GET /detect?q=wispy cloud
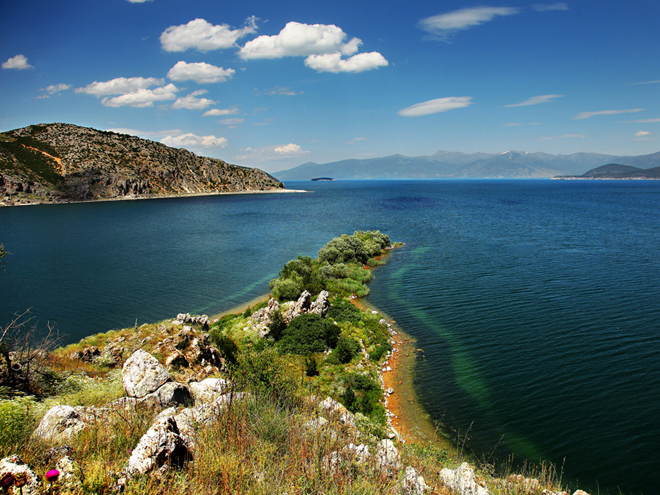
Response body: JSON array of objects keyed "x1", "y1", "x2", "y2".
[
  {"x1": 263, "y1": 86, "x2": 303, "y2": 96},
  {"x1": 37, "y1": 84, "x2": 72, "y2": 98},
  {"x1": 504, "y1": 94, "x2": 563, "y2": 107},
  {"x1": 619, "y1": 118, "x2": 660, "y2": 123},
  {"x1": 635, "y1": 131, "x2": 651, "y2": 137},
  {"x1": 573, "y1": 108, "x2": 644, "y2": 120},
  {"x1": 502, "y1": 122, "x2": 541, "y2": 127},
  {"x1": 203, "y1": 107, "x2": 240, "y2": 117},
  {"x1": 398, "y1": 96, "x2": 473, "y2": 117},
  {"x1": 533, "y1": 3, "x2": 569, "y2": 12},
  {"x1": 539, "y1": 134, "x2": 584, "y2": 141},
  {"x1": 2, "y1": 54, "x2": 33, "y2": 70},
  {"x1": 235, "y1": 143, "x2": 310, "y2": 162},
  {"x1": 418, "y1": 7, "x2": 520, "y2": 41},
  {"x1": 633, "y1": 80, "x2": 660, "y2": 85},
  {"x1": 348, "y1": 137, "x2": 368, "y2": 144}
]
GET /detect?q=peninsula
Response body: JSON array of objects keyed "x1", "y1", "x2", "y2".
[{"x1": 0, "y1": 123, "x2": 284, "y2": 206}]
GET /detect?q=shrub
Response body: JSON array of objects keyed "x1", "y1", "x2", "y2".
[
  {"x1": 326, "y1": 299, "x2": 363, "y2": 324},
  {"x1": 213, "y1": 333, "x2": 239, "y2": 366},
  {"x1": 330, "y1": 336, "x2": 361, "y2": 364},
  {"x1": 277, "y1": 314, "x2": 340, "y2": 355},
  {"x1": 232, "y1": 348, "x2": 297, "y2": 404},
  {"x1": 304, "y1": 356, "x2": 319, "y2": 377},
  {"x1": 369, "y1": 342, "x2": 392, "y2": 362},
  {"x1": 342, "y1": 373, "x2": 384, "y2": 422},
  {"x1": 269, "y1": 277, "x2": 303, "y2": 302},
  {"x1": 268, "y1": 310, "x2": 287, "y2": 341},
  {"x1": 0, "y1": 396, "x2": 38, "y2": 458}
]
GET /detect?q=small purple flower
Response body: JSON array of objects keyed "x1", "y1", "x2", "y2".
[{"x1": 45, "y1": 469, "x2": 60, "y2": 482}]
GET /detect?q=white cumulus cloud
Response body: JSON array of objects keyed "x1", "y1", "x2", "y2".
[
  {"x1": 203, "y1": 107, "x2": 240, "y2": 117},
  {"x1": 161, "y1": 17, "x2": 257, "y2": 52},
  {"x1": 239, "y1": 21, "x2": 361, "y2": 59},
  {"x1": 127, "y1": 0, "x2": 152, "y2": 3},
  {"x1": 102, "y1": 84, "x2": 179, "y2": 108},
  {"x1": 2, "y1": 54, "x2": 33, "y2": 70},
  {"x1": 398, "y1": 96, "x2": 473, "y2": 117},
  {"x1": 504, "y1": 94, "x2": 563, "y2": 107},
  {"x1": 76, "y1": 77, "x2": 165, "y2": 96},
  {"x1": 304, "y1": 52, "x2": 388, "y2": 73},
  {"x1": 573, "y1": 108, "x2": 644, "y2": 120},
  {"x1": 235, "y1": 143, "x2": 310, "y2": 162},
  {"x1": 635, "y1": 131, "x2": 651, "y2": 137},
  {"x1": 167, "y1": 61, "x2": 235, "y2": 84},
  {"x1": 161, "y1": 133, "x2": 228, "y2": 149},
  {"x1": 172, "y1": 90, "x2": 216, "y2": 110},
  {"x1": 418, "y1": 7, "x2": 520, "y2": 40}
]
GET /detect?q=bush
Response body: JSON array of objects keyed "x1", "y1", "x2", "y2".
[
  {"x1": 277, "y1": 314, "x2": 340, "y2": 355},
  {"x1": 369, "y1": 342, "x2": 392, "y2": 362},
  {"x1": 326, "y1": 299, "x2": 363, "y2": 324},
  {"x1": 0, "y1": 397, "x2": 38, "y2": 458},
  {"x1": 232, "y1": 348, "x2": 297, "y2": 404},
  {"x1": 268, "y1": 310, "x2": 287, "y2": 341},
  {"x1": 214, "y1": 333, "x2": 239, "y2": 366},
  {"x1": 269, "y1": 277, "x2": 303, "y2": 302},
  {"x1": 342, "y1": 373, "x2": 384, "y2": 422},
  {"x1": 304, "y1": 356, "x2": 319, "y2": 377},
  {"x1": 329, "y1": 336, "x2": 361, "y2": 364}
]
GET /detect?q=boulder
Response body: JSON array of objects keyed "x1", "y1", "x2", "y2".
[
  {"x1": 440, "y1": 463, "x2": 491, "y2": 495},
  {"x1": 0, "y1": 455, "x2": 42, "y2": 495},
  {"x1": 126, "y1": 416, "x2": 191, "y2": 478},
  {"x1": 401, "y1": 466, "x2": 430, "y2": 495},
  {"x1": 189, "y1": 378, "x2": 231, "y2": 404},
  {"x1": 148, "y1": 382, "x2": 192, "y2": 408},
  {"x1": 319, "y1": 397, "x2": 356, "y2": 428},
  {"x1": 31, "y1": 405, "x2": 95, "y2": 443},
  {"x1": 309, "y1": 290, "x2": 330, "y2": 317},
  {"x1": 122, "y1": 350, "x2": 171, "y2": 398},
  {"x1": 252, "y1": 298, "x2": 281, "y2": 337},
  {"x1": 55, "y1": 456, "x2": 83, "y2": 492},
  {"x1": 375, "y1": 439, "x2": 402, "y2": 474}
]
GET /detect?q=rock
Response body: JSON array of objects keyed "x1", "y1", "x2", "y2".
[
  {"x1": 32, "y1": 405, "x2": 94, "y2": 443},
  {"x1": 375, "y1": 439, "x2": 402, "y2": 474},
  {"x1": 304, "y1": 417, "x2": 329, "y2": 430},
  {"x1": 55, "y1": 456, "x2": 83, "y2": 492},
  {"x1": 572, "y1": 491, "x2": 591, "y2": 495},
  {"x1": 322, "y1": 443, "x2": 370, "y2": 471},
  {"x1": 309, "y1": 290, "x2": 330, "y2": 317},
  {"x1": 379, "y1": 319, "x2": 388, "y2": 326},
  {"x1": 343, "y1": 443, "x2": 371, "y2": 464},
  {"x1": 0, "y1": 455, "x2": 42, "y2": 495},
  {"x1": 440, "y1": 463, "x2": 491, "y2": 495},
  {"x1": 172, "y1": 313, "x2": 209, "y2": 330},
  {"x1": 285, "y1": 290, "x2": 312, "y2": 323},
  {"x1": 148, "y1": 382, "x2": 192, "y2": 408},
  {"x1": 189, "y1": 378, "x2": 231, "y2": 404},
  {"x1": 126, "y1": 416, "x2": 191, "y2": 478},
  {"x1": 122, "y1": 349, "x2": 171, "y2": 398},
  {"x1": 401, "y1": 466, "x2": 430, "y2": 495},
  {"x1": 319, "y1": 397, "x2": 356, "y2": 428},
  {"x1": 252, "y1": 298, "x2": 281, "y2": 337}
]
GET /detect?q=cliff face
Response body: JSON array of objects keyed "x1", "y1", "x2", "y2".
[{"x1": 0, "y1": 123, "x2": 283, "y2": 205}]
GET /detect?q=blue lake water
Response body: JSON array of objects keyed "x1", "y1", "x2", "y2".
[{"x1": 1, "y1": 180, "x2": 659, "y2": 494}]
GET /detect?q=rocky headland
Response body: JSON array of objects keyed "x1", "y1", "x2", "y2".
[{"x1": 0, "y1": 123, "x2": 284, "y2": 206}]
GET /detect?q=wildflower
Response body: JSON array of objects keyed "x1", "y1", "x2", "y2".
[{"x1": 45, "y1": 469, "x2": 60, "y2": 482}]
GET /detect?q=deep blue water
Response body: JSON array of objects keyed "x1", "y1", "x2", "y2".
[{"x1": 1, "y1": 180, "x2": 659, "y2": 494}]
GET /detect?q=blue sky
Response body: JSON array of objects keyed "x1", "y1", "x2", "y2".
[{"x1": 1, "y1": 0, "x2": 658, "y2": 172}]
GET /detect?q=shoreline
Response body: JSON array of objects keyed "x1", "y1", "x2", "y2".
[{"x1": 0, "y1": 188, "x2": 310, "y2": 208}]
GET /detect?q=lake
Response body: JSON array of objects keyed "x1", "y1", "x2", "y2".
[{"x1": 1, "y1": 180, "x2": 659, "y2": 494}]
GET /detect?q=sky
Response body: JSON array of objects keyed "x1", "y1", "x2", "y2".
[{"x1": 1, "y1": 0, "x2": 659, "y2": 173}]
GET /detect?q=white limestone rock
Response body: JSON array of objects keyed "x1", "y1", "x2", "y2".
[
  {"x1": 122, "y1": 349, "x2": 171, "y2": 398},
  {"x1": 189, "y1": 378, "x2": 231, "y2": 404},
  {"x1": 375, "y1": 439, "x2": 402, "y2": 474},
  {"x1": 0, "y1": 455, "x2": 42, "y2": 494},
  {"x1": 31, "y1": 405, "x2": 94, "y2": 443},
  {"x1": 440, "y1": 462, "x2": 491, "y2": 495},
  {"x1": 401, "y1": 466, "x2": 430, "y2": 495}
]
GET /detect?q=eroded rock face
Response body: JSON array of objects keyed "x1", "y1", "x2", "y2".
[
  {"x1": 285, "y1": 290, "x2": 312, "y2": 323},
  {"x1": 0, "y1": 455, "x2": 42, "y2": 494},
  {"x1": 122, "y1": 349, "x2": 171, "y2": 398},
  {"x1": 126, "y1": 416, "x2": 191, "y2": 478},
  {"x1": 251, "y1": 298, "x2": 281, "y2": 338},
  {"x1": 319, "y1": 397, "x2": 356, "y2": 428},
  {"x1": 375, "y1": 439, "x2": 402, "y2": 474},
  {"x1": 309, "y1": 290, "x2": 330, "y2": 317},
  {"x1": 440, "y1": 463, "x2": 491, "y2": 495}
]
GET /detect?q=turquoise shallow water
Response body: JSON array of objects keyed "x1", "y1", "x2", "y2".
[{"x1": 1, "y1": 180, "x2": 659, "y2": 494}]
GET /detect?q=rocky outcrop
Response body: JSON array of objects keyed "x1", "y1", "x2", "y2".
[
  {"x1": 0, "y1": 455, "x2": 42, "y2": 495},
  {"x1": 284, "y1": 291, "x2": 331, "y2": 323},
  {"x1": 0, "y1": 123, "x2": 284, "y2": 206},
  {"x1": 189, "y1": 378, "x2": 231, "y2": 403},
  {"x1": 126, "y1": 416, "x2": 191, "y2": 478},
  {"x1": 401, "y1": 466, "x2": 430, "y2": 495},
  {"x1": 251, "y1": 298, "x2": 280, "y2": 337},
  {"x1": 31, "y1": 405, "x2": 97, "y2": 443},
  {"x1": 309, "y1": 290, "x2": 330, "y2": 317},
  {"x1": 440, "y1": 463, "x2": 491, "y2": 495},
  {"x1": 122, "y1": 349, "x2": 171, "y2": 398},
  {"x1": 375, "y1": 439, "x2": 402, "y2": 474}
]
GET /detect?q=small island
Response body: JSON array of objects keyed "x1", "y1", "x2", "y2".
[
  {"x1": 311, "y1": 177, "x2": 335, "y2": 181},
  {"x1": 554, "y1": 163, "x2": 660, "y2": 180},
  {"x1": 0, "y1": 231, "x2": 589, "y2": 495}
]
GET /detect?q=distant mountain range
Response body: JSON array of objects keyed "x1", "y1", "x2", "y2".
[
  {"x1": 555, "y1": 163, "x2": 660, "y2": 180},
  {"x1": 275, "y1": 150, "x2": 660, "y2": 181},
  {"x1": 0, "y1": 123, "x2": 283, "y2": 206}
]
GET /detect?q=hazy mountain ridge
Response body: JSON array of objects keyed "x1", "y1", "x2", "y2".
[
  {"x1": 0, "y1": 123, "x2": 283, "y2": 206},
  {"x1": 557, "y1": 163, "x2": 660, "y2": 179},
  {"x1": 275, "y1": 149, "x2": 660, "y2": 180}
]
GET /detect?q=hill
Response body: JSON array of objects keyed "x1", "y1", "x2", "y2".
[
  {"x1": 0, "y1": 123, "x2": 283, "y2": 206},
  {"x1": 274, "y1": 150, "x2": 660, "y2": 181},
  {"x1": 555, "y1": 163, "x2": 660, "y2": 180}
]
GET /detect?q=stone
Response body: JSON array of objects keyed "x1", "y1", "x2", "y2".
[
  {"x1": 309, "y1": 290, "x2": 330, "y2": 317},
  {"x1": 319, "y1": 397, "x2": 356, "y2": 428},
  {"x1": 55, "y1": 456, "x2": 83, "y2": 492},
  {"x1": 375, "y1": 439, "x2": 402, "y2": 474},
  {"x1": 126, "y1": 416, "x2": 191, "y2": 478},
  {"x1": 122, "y1": 349, "x2": 171, "y2": 398},
  {"x1": 252, "y1": 298, "x2": 281, "y2": 337},
  {"x1": 148, "y1": 382, "x2": 192, "y2": 408},
  {"x1": 401, "y1": 466, "x2": 430, "y2": 495},
  {"x1": 440, "y1": 463, "x2": 491, "y2": 495},
  {"x1": 285, "y1": 290, "x2": 312, "y2": 323},
  {"x1": 0, "y1": 455, "x2": 42, "y2": 495},
  {"x1": 31, "y1": 405, "x2": 94, "y2": 443},
  {"x1": 189, "y1": 378, "x2": 231, "y2": 404}
]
